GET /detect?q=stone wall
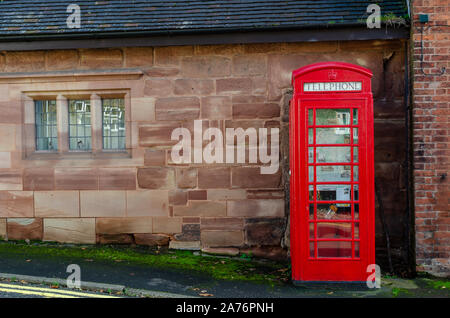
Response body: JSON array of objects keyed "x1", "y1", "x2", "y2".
[
  {"x1": 0, "y1": 40, "x2": 408, "y2": 264},
  {"x1": 412, "y1": 0, "x2": 450, "y2": 277}
]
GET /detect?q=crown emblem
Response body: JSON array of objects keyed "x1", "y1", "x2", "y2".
[{"x1": 328, "y1": 70, "x2": 337, "y2": 80}]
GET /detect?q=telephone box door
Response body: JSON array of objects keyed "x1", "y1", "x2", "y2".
[{"x1": 290, "y1": 62, "x2": 374, "y2": 282}]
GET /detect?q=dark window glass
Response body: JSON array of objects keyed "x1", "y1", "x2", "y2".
[{"x1": 35, "y1": 100, "x2": 57, "y2": 151}]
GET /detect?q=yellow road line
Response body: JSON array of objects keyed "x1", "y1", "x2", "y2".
[
  {"x1": 0, "y1": 287, "x2": 78, "y2": 298},
  {"x1": 0, "y1": 282, "x2": 119, "y2": 298}
]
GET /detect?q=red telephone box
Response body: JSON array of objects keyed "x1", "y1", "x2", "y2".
[{"x1": 290, "y1": 62, "x2": 374, "y2": 282}]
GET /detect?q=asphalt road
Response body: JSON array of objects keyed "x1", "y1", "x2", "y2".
[{"x1": 0, "y1": 281, "x2": 123, "y2": 298}]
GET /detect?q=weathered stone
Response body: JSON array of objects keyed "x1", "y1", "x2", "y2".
[
  {"x1": 227, "y1": 200, "x2": 284, "y2": 217},
  {"x1": 98, "y1": 168, "x2": 136, "y2": 190},
  {"x1": 144, "y1": 67, "x2": 180, "y2": 77},
  {"x1": 45, "y1": 50, "x2": 79, "y2": 70},
  {"x1": 79, "y1": 49, "x2": 123, "y2": 69},
  {"x1": 0, "y1": 170, "x2": 22, "y2": 190},
  {"x1": 246, "y1": 190, "x2": 284, "y2": 200},
  {"x1": 6, "y1": 51, "x2": 45, "y2": 72},
  {"x1": 169, "y1": 189, "x2": 188, "y2": 206},
  {"x1": 153, "y1": 217, "x2": 182, "y2": 234},
  {"x1": 43, "y1": 218, "x2": 95, "y2": 244},
  {"x1": 169, "y1": 240, "x2": 201, "y2": 250},
  {"x1": 174, "y1": 224, "x2": 200, "y2": 241},
  {"x1": 134, "y1": 233, "x2": 170, "y2": 246},
  {"x1": 181, "y1": 56, "x2": 230, "y2": 77},
  {"x1": 155, "y1": 97, "x2": 200, "y2": 121},
  {"x1": 188, "y1": 190, "x2": 207, "y2": 200},
  {"x1": 154, "y1": 46, "x2": 193, "y2": 65},
  {"x1": 0, "y1": 218, "x2": 5, "y2": 239},
  {"x1": 200, "y1": 217, "x2": 244, "y2": 230},
  {"x1": 198, "y1": 167, "x2": 230, "y2": 189},
  {"x1": 239, "y1": 246, "x2": 287, "y2": 261},
  {"x1": 34, "y1": 191, "x2": 79, "y2": 217},
  {"x1": 183, "y1": 217, "x2": 200, "y2": 223},
  {"x1": 0, "y1": 191, "x2": 34, "y2": 217},
  {"x1": 97, "y1": 233, "x2": 134, "y2": 244},
  {"x1": 131, "y1": 97, "x2": 155, "y2": 122},
  {"x1": 125, "y1": 47, "x2": 153, "y2": 67},
  {"x1": 201, "y1": 230, "x2": 244, "y2": 247},
  {"x1": 139, "y1": 122, "x2": 182, "y2": 147},
  {"x1": 0, "y1": 125, "x2": 15, "y2": 152},
  {"x1": 144, "y1": 149, "x2": 166, "y2": 166},
  {"x1": 173, "y1": 201, "x2": 226, "y2": 217},
  {"x1": 216, "y1": 78, "x2": 253, "y2": 94},
  {"x1": 174, "y1": 79, "x2": 214, "y2": 95},
  {"x1": 201, "y1": 96, "x2": 232, "y2": 119},
  {"x1": 80, "y1": 191, "x2": 126, "y2": 217},
  {"x1": 232, "y1": 103, "x2": 280, "y2": 119},
  {"x1": 245, "y1": 218, "x2": 285, "y2": 246},
  {"x1": 55, "y1": 168, "x2": 97, "y2": 190},
  {"x1": 7, "y1": 218, "x2": 43, "y2": 241},
  {"x1": 176, "y1": 168, "x2": 197, "y2": 189},
  {"x1": 0, "y1": 153, "x2": 11, "y2": 169},
  {"x1": 206, "y1": 189, "x2": 247, "y2": 201},
  {"x1": 0, "y1": 101, "x2": 21, "y2": 124},
  {"x1": 231, "y1": 167, "x2": 281, "y2": 189},
  {"x1": 23, "y1": 168, "x2": 54, "y2": 191},
  {"x1": 195, "y1": 44, "x2": 242, "y2": 55},
  {"x1": 201, "y1": 247, "x2": 240, "y2": 256},
  {"x1": 137, "y1": 167, "x2": 175, "y2": 189},
  {"x1": 232, "y1": 55, "x2": 267, "y2": 75},
  {"x1": 126, "y1": 190, "x2": 168, "y2": 217},
  {"x1": 144, "y1": 79, "x2": 173, "y2": 96},
  {"x1": 96, "y1": 217, "x2": 153, "y2": 234}
]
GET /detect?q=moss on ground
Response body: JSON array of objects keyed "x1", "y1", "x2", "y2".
[{"x1": 0, "y1": 241, "x2": 290, "y2": 285}]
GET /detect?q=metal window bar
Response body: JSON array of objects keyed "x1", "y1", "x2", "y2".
[
  {"x1": 102, "y1": 98, "x2": 125, "y2": 150},
  {"x1": 68, "y1": 100, "x2": 92, "y2": 151},
  {"x1": 35, "y1": 100, "x2": 57, "y2": 151}
]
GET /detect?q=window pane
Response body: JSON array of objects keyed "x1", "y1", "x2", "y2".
[
  {"x1": 102, "y1": 98, "x2": 125, "y2": 150},
  {"x1": 316, "y1": 165, "x2": 351, "y2": 182},
  {"x1": 35, "y1": 100, "x2": 57, "y2": 151},
  {"x1": 316, "y1": 109, "x2": 350, "y2": 126},
  {"x1": 316, "y1": 128, "x2": 351, "y2": 144},
  {"x1": 317, "y1": 241, "x2": 352, "y2": 258},
  {"x1": 317, "y1": 203, "x2": 352, "y2": 220},
  {"x1": 68, "y1": 100, "x2": 91, "y2": 151},
  {"x1": 317, "y1": 222, "x2": 352, "y2": 239},
  {"x1": 316, "y1": 146, "x2": 351, "y2": 163}
]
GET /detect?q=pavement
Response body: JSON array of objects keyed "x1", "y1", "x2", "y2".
[{"x1": 0, "y1": 243, "x2": 448, "y2": 298}]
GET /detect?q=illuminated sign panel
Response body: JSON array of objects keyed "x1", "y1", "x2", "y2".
[{"x1": 304, "y1": 81, "x2": 362, "y2": 92}]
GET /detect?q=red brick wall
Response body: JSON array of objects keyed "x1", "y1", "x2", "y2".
[{"x1": 412, "y1": 0, "x2": 450, "y2": 276}]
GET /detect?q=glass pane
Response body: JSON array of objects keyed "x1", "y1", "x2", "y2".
[
  {"x1": 317, "y1": 241, "x2": 352, "y2": 258},
  {"x1": 309, "y1": 185, "x2": 314, "y2": 201},
  {"x1": 309, "y1": 242, "x2": 315, "y2": 258},
  {"x1": 353, "y1": 128, "x2": 359, "y2": 144},
  {"x1": 353, "y1": 166, "x2": 359, "y2": 181},
  {"x1": 317, "y1": 203, "x2": 352, "y2": 220},
  {"x1": 309, "y1": 166, "x2": 314, "y2": 182},
  {"x1": 308, "y1": 109, "x2": 314, "y2": 125},
  {"x1": 102, "y1": 98, "x2": 125, "y2": 150},
  {"x1": 353, "y1": 147, "x2": 359, "y2": 163},
  {"x1": 308, "y1": 147, "x2": 314, "y2": 163},
  {"x1": 308, "y1": 129, "x2": 314, "y2": 144},
  {"x1": 355, "y1": 241, "x2": 360, "y2": 258},
  {"x1": 316, "y1": 165, "x2": 351, "y2": 182},
  {"x1": 35, "y1": 100, "x2": 58, "y2": 151},
  {"x1": 353, "y1": 185, "x2": 359, "y2": 201},
  {"x1": 353, "y1": 109, "x2": 358, "y2": 125},
  {"x1": 68, "y1": 100, "x2": 91, "y2": 151},
  {"x1": 354, "y1": 223, "x2": 360, "y2": 239},
  {"x1": 309, "y1": 204, "x2": 314, "y2": 219},
  {"x1": 317, "y1": 222, "x2": 352, "y2": 239},
  {"x1": 316, "y1": 109, "x2": 350, "y2": 126},
  {"x1": 316, "y1": 184, "x2": 351, "y2": 201},
  {"x1": 316, "y1": 128, "x2": 351, "y2": 144},
  {"x1": 316, "y1": 147, "x2": 351, "y2": 163},
  {"x1": 354, "y1": 203, "x2": 359, "y2": 220},
  {"x1": 309, "y1": 223, "x2": 315, "y2": 238}
]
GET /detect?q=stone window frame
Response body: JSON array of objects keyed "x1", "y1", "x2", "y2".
[{"x1": 23, "y1": 89, "x2": 132, "y2": 159}]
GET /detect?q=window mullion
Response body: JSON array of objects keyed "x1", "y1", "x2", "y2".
[
  {"x1": 91, "y1": 94, "x2": 103, "y2": 153},
  {"x1": 56, "y1": 94, "x2": 68, "y2": 153}
]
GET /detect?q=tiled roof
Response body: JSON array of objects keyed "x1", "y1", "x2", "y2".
[{"x1": 0, "y1": 0, "x2": 409, "y2": 38}]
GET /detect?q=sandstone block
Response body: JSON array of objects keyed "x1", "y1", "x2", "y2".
[
  {"x1": 43, "y1": 218, "x2": 95, "y2": 244},
  {"x1": 232, "y1": 103, "x2": 280, "y2": 119},
  {"x1": 227, "y1": 200, "x2": 284, "y2": 217},
  {"x1": 80, "y1": 49, "x2": 123, "y2": 69},
  {"x1": 231, "y1": 167, "x2": 281, "y2": 188},
  {"x1": 173, "y1": 201, "x2": 226, "y2": 217},
  {"x1": 0, "y1": 153, "x2": 11, "y2": 169},
  {"x1": 0, "y1": 125, "x2": 16, "y2": 151},
  {"x1": 54, "y1": 168, "x2": 97, "y2": 190},
  {"x1": 98, "y1": 168, "x2": 136, "y2": 190},
  {"x1": 0, "y1": 169, "x2": 22, "y2": 190},
  {"x1": 134, "y1": 233, "x2": 170, "y2": 246},
  {"x1": 207, "y1": 189, "x2": 247, "y2": 201},
  {"x1": 155, "y1": 97, "x2": 200, "y2": 121},
  {"x1": 169, "y1": 240, "x2": 201, "y2": 250},
  {"x1": 144, "y1": 149, "x2": 166, "y2": 166},
  {"x1": 244, "y1": 218, "x2": 285, "y2": 246},
  {"x1": 125, "y1": 47, "x2": 153, "y2": 67},
  {"x1": 201, "y1": 247, "x2": 240, "y2": 256},
  {"x1": 80, "y1": 191, "x2": 126, "y2": 217},
  {"x1": 216, "y1": 78, "x2": 252, "y2": 94},
  {"x1": 232, "y1": 55, "x2": 267, "y2": 75},
  {"x1": 201, "y1": 230, "x2": 244, "y2": 247},
  {"x1": 200, "y1": 217, "x2": 244, "y2": 230},
  {"x1": 144, "y1": 79, "x2": 173, "y2": 96},
  {"x1": 7, "y1": 218, "x2": 42, "y2": 241},
  {"x1": 174, "y1": 79, "x2": 214, "y2": 95},
  {"x1": 137, "y1": 167, "x2": 175, "y2": 189},
  {"x1": 188, "y1": 190, "x2": 207, "y2": 200},
  {"x1": 0, "y1": 218, "x2": 6, "y2": 239},
  {"x1": 45, "y1": 50, "x2": 79, "y2": 71},
  {"x1": 169, "y1": 189, "x2": 188, "y2": 206},
  {"x1": 198, "y1": 167, "x2": 230, "y2": 189},
  {"x1": 181, "y1": 56, "x2": 230, "y2": 77},
  {"x1": 6, "y1": 51, "x2": 45, "y2": 72},
  {"x1": 97, "y1": 233, "x2": 134, "y2": 244},
  {"x1": 153, "y1": 217, "x2": 182, "y2": 234},
  {"x1": 96, "y1": 217, "x2": 153, "y2": 234},
  {"x1": 131, "y1": 97, "x2": 156, "y2": 122},
  {"x1": 200, "y1": 96, "x2": 232, "y2": 119},
  {"x1": 126, "y1": 190, "x2": 168, "y2": 217},
  {"x1": 34, "y1": 191, "x2": 79, "y2": 217},
  {"x1": 176, "y1": 168, "x2": 197, "y2": 189},
  {"x1": 0, "y1": 191, "x2": 34, "y2": 217},
  {"x1": 154, "y1": 46, "x2": 193, "y2": 65},
  {"x1": 174, "y1": 223, "x2": 200, "y2": 241},
  {"x1": 139, "y1": 122, "x2": 182, "y2": 147}
]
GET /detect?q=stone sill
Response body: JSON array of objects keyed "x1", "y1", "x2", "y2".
[
  {"x1": 0, "y1": 68, "x2": 143, "y2": 83},
  {"x1": 26, "y1": 151, "x2": 131, "y2": 161}
]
